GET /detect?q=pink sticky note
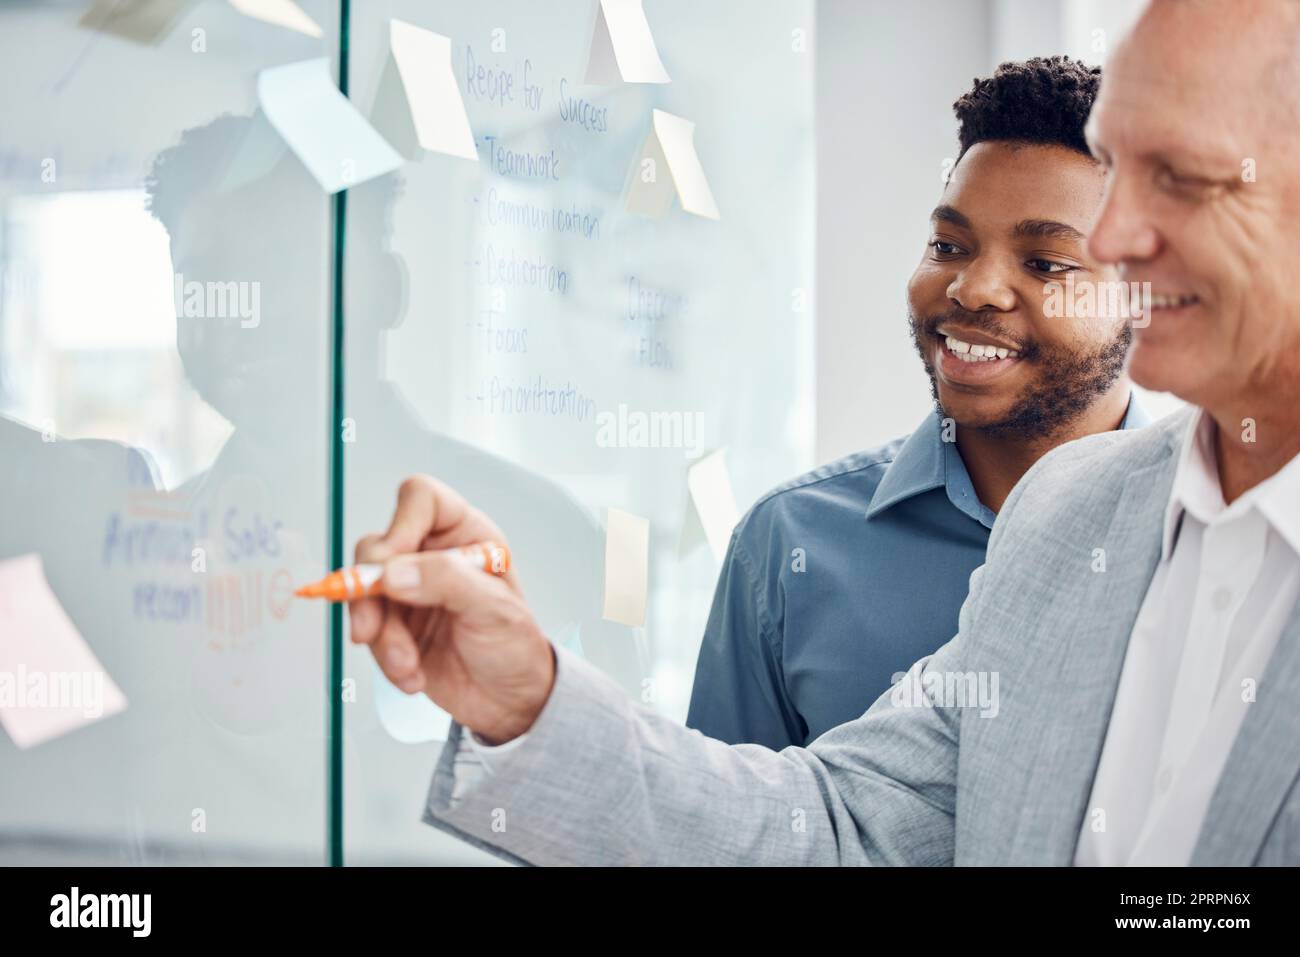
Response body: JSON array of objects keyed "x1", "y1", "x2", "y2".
[{"x1": 0, "y1": 554, "x2": 128, "y2": 749}]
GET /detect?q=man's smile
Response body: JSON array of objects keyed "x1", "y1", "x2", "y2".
[{"x1": 932, "y1": 330, "x2": 1025, "y2": 385}]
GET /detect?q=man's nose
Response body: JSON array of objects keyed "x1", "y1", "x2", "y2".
[
  {"x1": 946, "y1": 257, "x2": 1016, "y2": 314},
  {"x1": 1088, "y1": 169, "x2": 1160, "y2": 266}
]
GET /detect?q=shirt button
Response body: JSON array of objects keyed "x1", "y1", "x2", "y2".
[
  {"x1": 1156, "y1": 766, "x2": 1175, "y2": 794},
  {"x1": 1212, "y1": 586, "x2": 1233, "y2": 611}
]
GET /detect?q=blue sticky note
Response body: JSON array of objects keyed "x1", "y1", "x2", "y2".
[{"x1": 258, "y1": 57, "x2": 403, "y2": 193}]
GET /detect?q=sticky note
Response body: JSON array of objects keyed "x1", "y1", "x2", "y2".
[
  {"x1": 370, "y1": 20, "x2": 478, "y2": 161},
  {"x1": 0, "y1": 554, "x2": 128, "y2": 749},
  {"x1": 258, "y1": 58, "x2": 404, "y2": 194},
  {"x1": 602, "y1": 508, "x2": 649, "y2": 627},
  {"x1": 78, "y1": 0, "x2": 195, "y2": 45},
  {"x1": 687, "y1": 450, "x2": 740, "y2": 562},
  {"x1": 626, "y1": 109, "x2": 720, "y2": 220},
  {"x1": 229, "y1": 0, "x2": 323, "y2": 38},
  {"x1": 584, "y1": 0, "x2": 671, "y2": 84}
]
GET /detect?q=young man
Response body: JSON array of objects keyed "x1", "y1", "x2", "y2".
[{"x1": 687, "y1": 57, "x2": 1149, "y2": 748}]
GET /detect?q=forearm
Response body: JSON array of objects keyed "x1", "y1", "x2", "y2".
[{"x1": 422, "y1": 645, "x2": 867, "y2": 866}]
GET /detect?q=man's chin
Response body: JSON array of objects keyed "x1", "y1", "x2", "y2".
[
  {"x1": 1126, "y1": 340, "x2": 1196, "y2": 398},
  {"x1": 933, "y1": 392, "x2": 1014, "y2": 432}
]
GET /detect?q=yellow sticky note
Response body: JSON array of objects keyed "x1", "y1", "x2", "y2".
[
  {"x1": 0, "y1": 554, "x2": 128, "y2": 749},
  {"x1": 602, "y1": 508, "x2": 649, "y2": 627}
]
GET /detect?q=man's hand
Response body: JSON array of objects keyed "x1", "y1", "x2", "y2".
[{"x1": 348, "y1": 475, "x2": 555, "y2": 743}]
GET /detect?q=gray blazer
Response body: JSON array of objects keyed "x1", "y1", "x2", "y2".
[{"x1": 421, "y1": 408, "x2": 1300, "y2": 865}]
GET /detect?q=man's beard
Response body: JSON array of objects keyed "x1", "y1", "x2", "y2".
[{"x1": 908, "y1": 307, "x2": 1132, "y2": 441}]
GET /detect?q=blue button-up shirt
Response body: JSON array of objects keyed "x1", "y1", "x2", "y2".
[{"x1": 686, "y1": 397, "x2": 1151, "y2": 748}]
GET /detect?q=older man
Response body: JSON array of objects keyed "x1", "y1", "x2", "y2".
[{"x1": 350, "y1": 0, "x2": 1300, "y2": 865}]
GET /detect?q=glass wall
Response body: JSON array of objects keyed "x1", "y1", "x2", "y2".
[
  {"x1": 0, "y1": 0, "x2": 813, "y2": 865},
  {"x1": 0, "y1": 0, "x2": 338, "y2": 864}
]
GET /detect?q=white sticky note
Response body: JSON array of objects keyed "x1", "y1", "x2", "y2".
[
  {"x1": 258, "y1": 58, "x2": 404, "y2": 194},
  {"x1": 78, "y1": 0, "x2": 195, "y2": 45},
  {"x1": 584, "y1": 0, "x2": 670, "y2": 84},
  {"x1": 687, "y1": 450, "x2": 740, "y2": 562},
  {"x1": 0, "y1": 554, "x2": 128, "y2": 749},
  {"x1": 602, "y1": 508, "x2": 649, "y2": 627},
  {"x1": 370, "y1": 20, "x2": 478, "y2": 161},
  {"x1": 229, "y1": 0, "x2": 322, "y2": 37},
  {"x1": 627, "y1": 109, "x2": 720, "y2": 220}
]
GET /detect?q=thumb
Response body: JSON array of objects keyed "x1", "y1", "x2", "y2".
[{"x1": 381, "y1": 550, "x2": 518, "y2": 616}]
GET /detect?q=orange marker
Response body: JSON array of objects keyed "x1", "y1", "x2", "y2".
[{"x1": 295, "y1": 542, "x2": 511, "y2": 601}]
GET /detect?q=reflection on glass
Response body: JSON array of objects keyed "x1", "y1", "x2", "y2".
[
  {"x1": 0, "y1": 5, "x2": 334, "y2": 863},
  {"x1": 0, "y1": 0, "x2": 813, "y2": 867},
  {"x1": 339, "y1": 0, "x2": 813, "y2": 864}
]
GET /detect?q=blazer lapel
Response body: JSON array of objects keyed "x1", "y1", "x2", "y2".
[
  {"x1": 1191, "y1": 600, "x2": 1300, "y2": 864},
  {"x1": 1007, "y1": 452, "x2": 1178, "y2": 864}
]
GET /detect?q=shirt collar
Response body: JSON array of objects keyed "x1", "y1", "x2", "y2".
[
  {"x1": 1162, "y1": 407, "x2": 1300, "y2": 560},
  {"x1": 867, "y1": 392, "x2": 1150, "y2": 530},
  {"x1": 865, "y1": 410, "x2": 996, "y2": 528},
  {"x1": 1118, "y1": 392, "x2": 1152, "y2": 430}
]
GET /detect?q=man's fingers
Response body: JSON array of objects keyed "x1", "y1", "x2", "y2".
[
  {"x1": 352, "y1": 478, "x2": 516, "y2": 644},
  {"x1": 380, "y1": 475, "x2": 510, "y2": 556},
  {"x1": 382, "y1": 550, "x2": 516, "y2": 615},
  {"x1": 348, "y1": 596, "x2": 383, "y2": 644},
  {"x1": 355, "y1": 532, "x2": 390, "y2": 564},
  {"x1": 349, "y1": 534, "x2": 387, "y2": 644},
  {"x1": 418, "y1": 532, "x2": 522, "y2": 591},
  {"x1": 372, "y1": 610, "x2": 425, "y2": 694},
  {"x1": 383, "y1": 475, "x2": 467, "y2": 554}
]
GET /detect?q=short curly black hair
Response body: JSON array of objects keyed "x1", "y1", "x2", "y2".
[{"x1": 954, "y1": 55, "x2": 1102, "y2": 161}]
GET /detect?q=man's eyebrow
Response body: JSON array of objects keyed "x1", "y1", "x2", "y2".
[
  {"x1": 930, "y1": 205, "x2": 971, "y2": 230},
  {"x1": 1013, "y1": 219, "x2": 1087, "y2": 243}
]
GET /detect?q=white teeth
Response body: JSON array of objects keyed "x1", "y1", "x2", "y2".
[
  {"x1": 944, "y1": 334, "x2": 1020, "y2": 362},
  {"x1": 1147, "y1": 293, "x2": 1198, "y2": 309}
]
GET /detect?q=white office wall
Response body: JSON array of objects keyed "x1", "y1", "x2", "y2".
[
  {"x1": 815, "y1": 0, "x2": 993, "y2": 463},
  {"x1": 814, "y1": 0, "x2": 1170, "y2": 466}
]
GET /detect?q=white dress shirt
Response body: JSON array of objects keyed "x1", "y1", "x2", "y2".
[
  {"x1": 448, "y1": 727, "x2": 524, "y2": 805},
  {"x1": 1076, "y1": 410, "x2": 1300, "y2": 865},
  {"x1": 453, "y1": 410, "x2": 1300, "y2": 863}
]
